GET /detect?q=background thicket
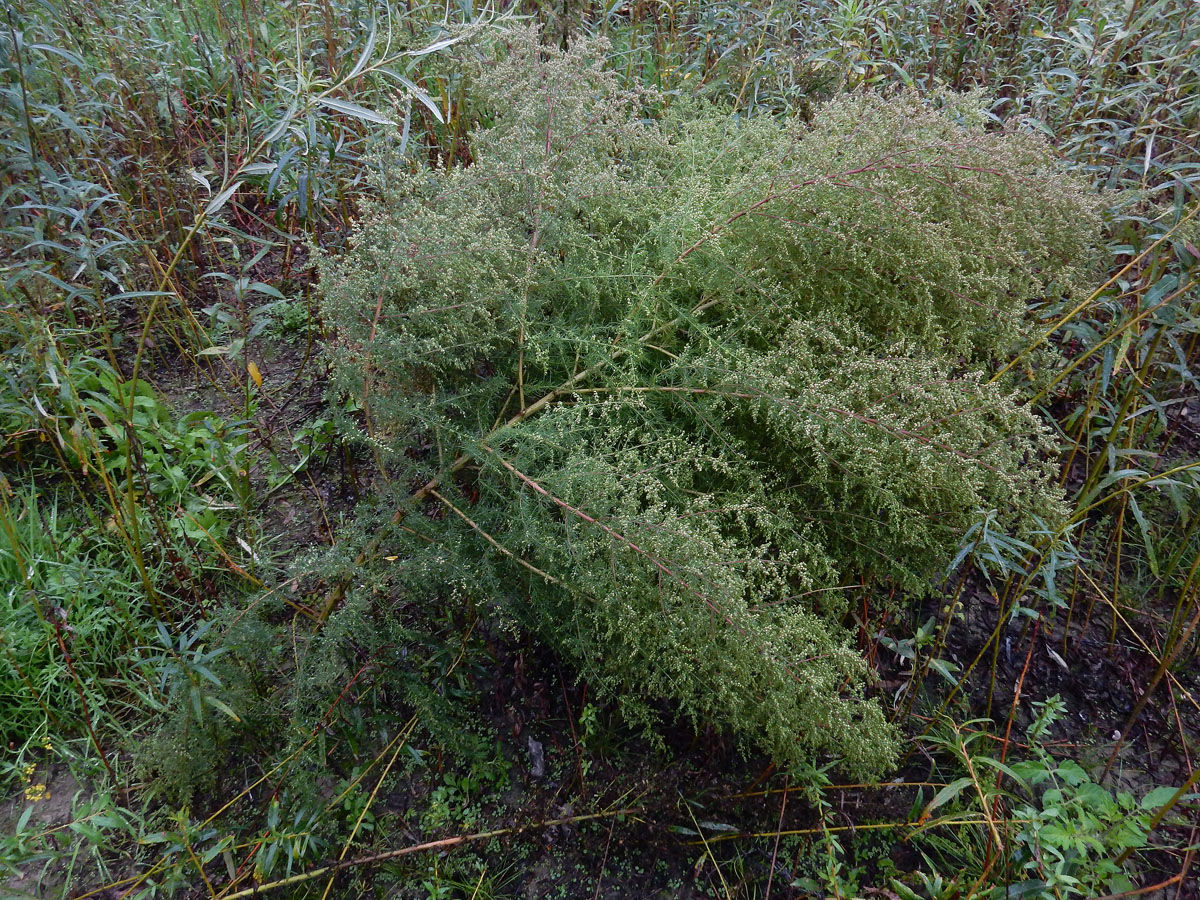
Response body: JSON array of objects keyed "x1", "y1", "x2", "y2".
[{"x1": 1, "y1": 1, "x2": 1198, "y2": 898}]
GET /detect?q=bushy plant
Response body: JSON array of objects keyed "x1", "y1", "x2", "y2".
[{"x1": 319, "y1": 28, "x2": 1103, "y2": 777}]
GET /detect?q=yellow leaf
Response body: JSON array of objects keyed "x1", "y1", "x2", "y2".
[{"x1": 247, "y1": 360, "x2": 263, "y2": 388}]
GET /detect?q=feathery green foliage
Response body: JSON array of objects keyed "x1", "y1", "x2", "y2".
[{"x1": 320, "y1": 28, "x2": 1104, "y2": 778}]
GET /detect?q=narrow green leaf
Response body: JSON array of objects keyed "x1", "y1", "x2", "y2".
[
  {"x1": 204, "y1": 696, "x2": 242, "y2": 722},
  {"x1": 205, "y1": 181, "x2": 242, "y2": 217},
  {"x1": 1128, "y1": 496, "x2": 1160, "y2": 576},
  {"x1": 923, "y1": 776, "x2": 974, "y2": 817},
  {"x1": 380, "y1": 70, "x2": 444, "y2": 123},
  {"x1": 348, "y1": 19, "x2": 378, "y2": 80},
  {"x1": 317, "y1": 97, "x2": 395, "y2": 126}
]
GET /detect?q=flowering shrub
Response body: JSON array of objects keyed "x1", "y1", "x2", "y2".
[{"x1": 319, "y1": 28, "x2": 1102, "y2": 777}]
